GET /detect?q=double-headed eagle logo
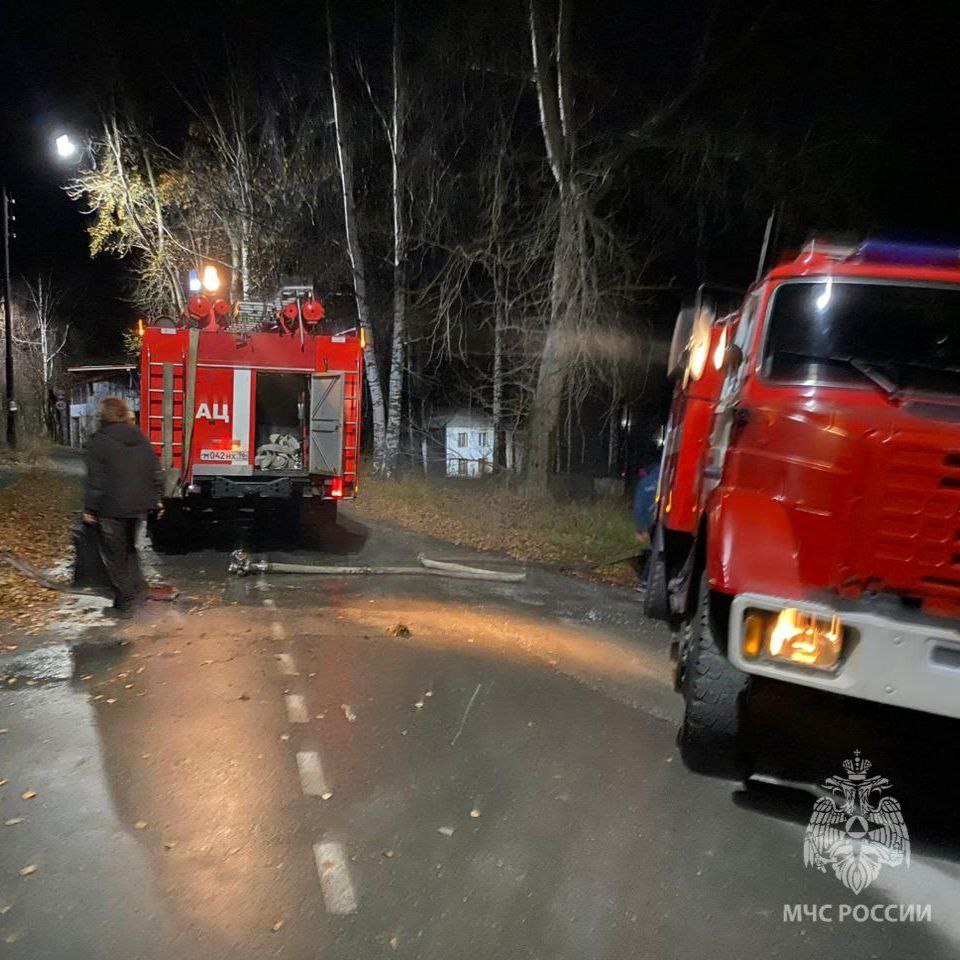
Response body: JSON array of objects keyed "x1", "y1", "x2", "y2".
[{"x1": 803, "y1": 751, "x2": 910, "y2": 894}]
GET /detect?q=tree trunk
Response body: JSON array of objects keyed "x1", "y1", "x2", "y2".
[
  {"x1": 327, "y1": 1, "x2": 387, "y2": 472},
  {"x1": 384, "y1": 0, "x2": 406, "y2": 476},
  {"x1": 492, "y1": 298, "x2": 506, "y2": 469},
  {"x1": 525, "y1": 194, "x2": 573, "y2": 495},
  {"x1": 526, "y1": 0, "x2": 577, "y2": 496}
]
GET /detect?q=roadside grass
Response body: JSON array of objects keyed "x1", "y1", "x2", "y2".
[
  {"x1": 0, "y1": 435, "x2": 56, "y2": 466},
  {"x1": 353, "y1": 471, "x2": 642, "y2": 585},
  {"x1": 0, "y1": 469, "x2": 81, "y2": 630}
]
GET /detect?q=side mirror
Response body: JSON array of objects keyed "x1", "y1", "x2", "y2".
[{"x1": 723, "y1": 343, "x2": 744, "y2": 373}]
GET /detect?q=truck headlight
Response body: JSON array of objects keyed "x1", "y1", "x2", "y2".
[{"x1": 742, "y1": 607, "x2": 845, "y2": 671}]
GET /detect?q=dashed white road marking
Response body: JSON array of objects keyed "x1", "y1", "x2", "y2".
[
  {"x1": 296, "y1": 751, "x2": 329, "y2": 796},
  {"x1": 271, "y1": 621, "x2": 286, "y2": 641},
  {"x1": 314, "y1": 841, "x2": 358, "y2": 914},
  {"x1": 285, "y1": 694, "x2": 309, "y2": 723},
  {"x1": 276, "y1": 652, "x2": 298, "y2": 676}
]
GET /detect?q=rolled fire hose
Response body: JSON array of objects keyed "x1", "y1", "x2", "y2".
[{"x1": 228, "y1": 550, "x2": 526, "y2": 583}]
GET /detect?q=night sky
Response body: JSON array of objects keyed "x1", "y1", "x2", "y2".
[{"x1": 1, "y1": 0, "x2": 958, "y2": 356}]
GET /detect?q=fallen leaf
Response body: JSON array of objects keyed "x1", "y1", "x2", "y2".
[
  {"x1": 20, "y1": 790, "x2": 36, "y2": 800},
  {"x1": 164, "y1": 841, "x2": 176, "y2": 851},
  {"x1": 5, "y1": 818, "x2": 24, "y2": 826},
  {"x1": 81, "y1": 674, "x2": 93, "y2": 681},
  {"x1": 382, "y1": 849, "x2": 395, "y2": 859},
  {"x1": 0, "y1": 779, "x2": 7, "y2": 786},
  {"x1": 124, "y1": 684, "x2": 134, "y2": 690},
  {"x1": 135, "y1": 820, "x2": 148, "y2": 830},
  {"x1": 424, "y1": 690, "x2": 433, "y2": 698},
  {"x1": 388, "y1": 623, "x2": 411, "y2": 638},
  {"x1": 414, "y1": 701, "x2": 424, "y2": 709},
  {"x1": 238, "y1": 693, "x2": 250, "y2": 701},
  {"x1": 105, "y1": 698, "x2": 116, "y2": 705},
  {"x1": 389, "y1": 935, "x2": 399, "y2": 950},
  {"x1": 271, "y1": 920, "x2": 284, "y2": 933},
  {"x1": 18, "y1": 864, "x2": 37, "y2": 877},
  {"x1": 341, "y1": 704, "x2": 357, "y2": 723},
  {"x1": 279, "y1": 733, "x2": 290, "y2": 742},
  {"x1": 470, "y1": 808, "x2": 481, "y2": 819},
  {"x1": 321, "y1": 791, "x2": 333, "y2": 801},
  {"x1": 0, "y1": 729, "x2": 8, "y2": 734},
  {"x1": 438, "y1": 826, "x2": 454, "y2": 837},
  {"x1": 0, "y1": 905, "x2": 9, "y2": 914}
]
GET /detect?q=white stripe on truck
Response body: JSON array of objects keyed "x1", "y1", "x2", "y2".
[{"x1": 232, "y1": 369, "x2": 251, "y2": 454}]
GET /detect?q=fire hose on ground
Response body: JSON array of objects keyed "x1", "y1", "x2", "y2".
[{"x1": 228, "y1": 550, "x2": 526, "y2": 583}]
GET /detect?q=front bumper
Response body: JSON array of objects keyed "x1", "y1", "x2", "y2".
[{"x1": 728, "y1": 593, "x2": 960, "y2": 720}]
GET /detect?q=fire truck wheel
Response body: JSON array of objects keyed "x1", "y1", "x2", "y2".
[
  {"x1": 147, "y1": 506, "x2": 187, "y2": 554},
  {"x1": 678, "y1": 571, "x2": 754, "y2": 780},
  {"x1": 303, "y1": 499, "x2": 338, "y2": 527},
  {"x1": 642, "y1": 523, "x2": 670, "y2": 621}
]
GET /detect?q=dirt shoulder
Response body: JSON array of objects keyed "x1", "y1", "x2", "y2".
[
  {"x1": 352, "y1": 472, "x2": 642, "y2": 585},
  {"x1": 0, "y1": 468, "x2": 82, "y2": 638}
]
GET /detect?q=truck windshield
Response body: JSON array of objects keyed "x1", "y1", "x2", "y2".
[{"x1": 763, "y1": 280, "x2": 960, "y2": 396}]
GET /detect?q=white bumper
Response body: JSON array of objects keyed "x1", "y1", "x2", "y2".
[{"x1": 728, "y1": 593, "x2": 960, "y2": 720}]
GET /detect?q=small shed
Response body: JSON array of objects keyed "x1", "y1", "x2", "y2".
[{"x1": 67, "y1": 364, "x2": 140, "y2": 448}]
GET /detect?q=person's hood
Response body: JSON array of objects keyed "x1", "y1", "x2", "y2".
[{"x1": 100, "y1": 421, "x2": 146, "y2": 447}]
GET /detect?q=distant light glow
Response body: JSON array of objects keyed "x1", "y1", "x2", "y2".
[
  {"x1": 55, "y1": 134, "x2": 77, "y2": 158},
  {"x1": 188, "y1": 270, "x2": 202, "y2": 292},
  {"x1": 201, "y1": 265, "x2": 221, "y2": 292},
  {"x1": 816, "y1": 277, "x2": 833, "y2": 311}
]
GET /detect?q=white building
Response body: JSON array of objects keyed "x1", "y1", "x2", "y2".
[
  {"x1": 67, "y1": 364, "x2": 140, "y2": 447},
  {"x1": 443, "y1": 410, "x2": 494, "y2": 477}
]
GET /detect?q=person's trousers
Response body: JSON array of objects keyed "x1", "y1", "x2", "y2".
[{"x1": 98, "y1": 517, "x2": 148, "y2": 610}]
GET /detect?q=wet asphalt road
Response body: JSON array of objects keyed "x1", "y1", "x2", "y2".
[{"x1": 2, "y1": 509, "x2": 960, "y2": 959}]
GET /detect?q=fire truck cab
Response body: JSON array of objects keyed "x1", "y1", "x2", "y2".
[
  {"x1": 646, "y1": 239, "x2": 960, "y2": 779},
  {"x1": 140, "y1": 293, "x2": 362, "y2": 550}
]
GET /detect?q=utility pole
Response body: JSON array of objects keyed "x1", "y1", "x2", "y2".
[{"x1": 2, "y1": 186, "x2": 15, "y2": 449}]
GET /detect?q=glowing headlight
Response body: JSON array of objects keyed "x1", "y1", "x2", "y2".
[{"x1": 742, "y1": 607, "x2": 846, "y2": 671}]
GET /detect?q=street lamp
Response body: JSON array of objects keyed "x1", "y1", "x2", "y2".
[
  {"x1": 1, "y1": 132, "x2": 81, "y2": 449},
  {"x1": 55, "y1": 134, "x2": 78, "y2": 159}
]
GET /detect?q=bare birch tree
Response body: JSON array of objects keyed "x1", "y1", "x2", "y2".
[
  {"x1": 326, "y1": 0, "x2": 388, "y2": 473},
  {"x1": 14, "y1": 277, "x2": 71, "y2": 436},
  {"x1": 384, "y1": 0, "x2": 408, "y2": 475}
]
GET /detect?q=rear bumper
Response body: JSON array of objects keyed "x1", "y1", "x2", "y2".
[
  {"x1": 728, "y1": 592, "x2": 960, "y2": 720},
  {"x1": 211, "y1": 476, "x2": 295, "y2": 498}
]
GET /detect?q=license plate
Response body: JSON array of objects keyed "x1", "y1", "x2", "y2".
[{"x1": 200, "y1": 449, "x2": 247, "y2": 462}]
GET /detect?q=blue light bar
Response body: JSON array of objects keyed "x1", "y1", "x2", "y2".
[{"x1": 857, "y1": 240, "x2": 960, "y2": 267}]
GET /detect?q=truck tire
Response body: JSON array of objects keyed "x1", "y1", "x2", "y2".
[
  {"x1": 147, "y1": 505, "x2": 187, "y2": 554},
  {"x1": 678, "y1": 571, "x2": 753, "y2": 780},
  {"x1": 642, "y1": 522, "x2": 670, "y2": 621},
  {"x1": 303, "y1": 499, "x2": 337, "y2": 526}
]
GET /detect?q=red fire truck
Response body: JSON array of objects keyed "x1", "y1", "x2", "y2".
[
  {"x1": 646, "y1": 239, "x2": 960, "y2": 779},
  {"x1": 140, "y1": 286, "x2": 362, "y2": 549}
]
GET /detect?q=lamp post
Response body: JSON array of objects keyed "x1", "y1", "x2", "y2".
[{"x1": 2, "y1": 185, "x2": 15, "y2": 448}]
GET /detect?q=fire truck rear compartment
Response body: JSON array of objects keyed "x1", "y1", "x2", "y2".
[{"x1": 254, "y1": 372, "x2": 309, "y2": 473}]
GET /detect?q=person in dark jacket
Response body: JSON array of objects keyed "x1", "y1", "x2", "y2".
[
  {"x1": 83, "y1": 397, "x2": 162, "y2": 615},
  {"x1": 633, "y1": 461, "x2": 661, "y2": 540}
]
